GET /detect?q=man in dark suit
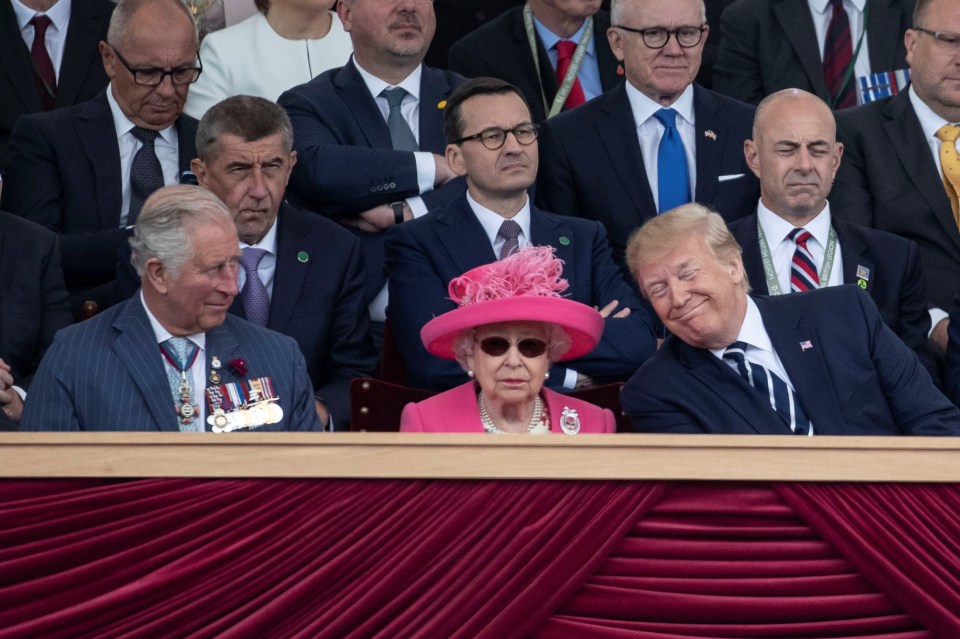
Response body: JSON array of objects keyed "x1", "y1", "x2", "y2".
[
  {"x1": 536, "y1": 0, "x2": 758, "y2": 278},
  {"x1": 831, "y1": 0, "x2": 960, "y2": 353},
  {"x1": 385, "y1": 77, "x2": 656, "y2": 391},
  {"x1": 727, "y1": 88, "x2": 937, "y2": 379},
  {"x1": 0, "y1": 212, "x2": 72, "y2": 430},
  {"x1": 620, "y1": 204, "x2": 960, "y2": 435},
  {"x1": 713, "y1": 0, "x2": 913, "y2": 106},
  {"x1": 190, "y1": 95, "x2": 376, "y2": 430},
  {"x1": 426, "y1": 0, "x2": 521, "y2": 70},
  {"x1": 278, "y1": 0, "x2": 466, "y2": 349},
  {"x1": 21, "y1": 185, "x2": 322, "y2": 432},
  {"x1": 1, "y1": 0, "x2": 201, "y2": 318},
  {"x1": 0, "y1": 0, "x2": 114, "y2": 169},
  {"x1": 448, "y1": 0, "x2": 621, "y2": 123}
]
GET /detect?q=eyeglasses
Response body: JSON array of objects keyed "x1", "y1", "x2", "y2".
[
  {"x1": 914, "y1": 27, "x2": 960, "y2": 50},
  {"x1": 478, "y1": 337, "x2": 548, "y2": 358},
  {"x1": 613, "y1": 25, "x2": 707, "y2": 49},
  {"x1": 110, "y1": 46, "x2": 203, "y2": 86},
  {"x1": 452, "y1": 124, "x2": 539, "y2": 150}
]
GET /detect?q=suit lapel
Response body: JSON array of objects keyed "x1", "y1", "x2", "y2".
[
  {"x1": 268, "y1": 205, "x2": 311, "y2": 331},
  {"x1": 435, "y1": 195, "x2": 498, "y2": 273},
  {"x1": 693, "y1": 86, "x2": 726, "y2": 204},
  {"x1": 418, "y1": 66, "x2": 453, "y2": 154},
  {"x1": 677, "y1": 339, "x2": 788, "y2": 434},
  {"x1": 835, "y1": 221, "x2": 874, "y2": 293},
  {"x1": 594, "y1": 86, "x2": 655, "y2": 224},
  {"x1": 0, "y1": 0, "x2": 42, "y2": 113},
  {"x1": 76, "y1": 94, "x2": 123, "y2": 227},
  {"x1": 175, "y1": 115, "x2": 198, "y2": 172},
  {"x1": 883, "y1": 93, "x2": 960, "y2": 252},
  {"x1": 773, "y1": 0, "x2": 830, "y2": 99},
  {"x1": 55, "y1": 0, "x2": 106, "y2": 106},
  {"x1": 530, "y1": 207, "x2": 572, "y2": 263},
  {"x1": 866, "y1": 0, "x2": 902, "y2": 72},
  {"x1": 732, "y1": 216, "x2": 769, "y2": 293},
  {"x1": 335, "y1": 59, "x2": 393, "y2": 149},
  {"x1": 757, "y1": 296, "x2": 845, "y2": 432},
  {"x1": 111, "y1": 297, "x2": 180, "y2": 431}
]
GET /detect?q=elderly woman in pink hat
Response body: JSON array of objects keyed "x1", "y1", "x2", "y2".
[{"x1": 400, "y1": 247, "x2": 616, "y2": 434}]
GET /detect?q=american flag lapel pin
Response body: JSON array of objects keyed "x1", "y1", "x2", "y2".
[{"x1": 800, "y1": 340, "x2": 813, "y2": 352}]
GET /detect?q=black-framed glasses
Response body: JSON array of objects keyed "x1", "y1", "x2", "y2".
[
  {"x1": 478, "y1": 337, "x2": 548, "y2": 358},
  {"x1": 914, "y1": 27, "x2": 960, "y2": 50},
  {"x1": 614, "y1": 25, "x2": 707, "y2": 49},
  {"x1": 110, "y1": 46, "x2": 203, "y2": 86},
  {"x1": 452, "y1": 124, "x2": 539, "y2": 150}
]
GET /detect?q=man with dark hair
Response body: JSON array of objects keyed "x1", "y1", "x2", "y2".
[
  {"x1": 278, "y1": 0, "x2": 465, "y2": 350},
  {"x1": 832, "y1": 0, "x2": 960, "y2": 355},
  {"x1": 0, "y1": 0, "x2": 115, "y2": 169},
  {"x1": 21, "y1": 185, "x2": 322, "y2": 432},
  {"x1": 536, "y1": 0, "x2": 758, "y2": 280},
  {"x1": 448, "y1": 0, "x2": 621, "y2": 123},
  {"x1": 2, "y1": 0, "x2": 202, "y2": 319},
  {"x1": 190, "y1": 95, "x2": 376, "y2": 430},
  {"x1": 385, "y1": 77, "x2": 655, "y2": 391},
  {"x1": 621, "y1": 203, "x2": 960, "y2": 435}
]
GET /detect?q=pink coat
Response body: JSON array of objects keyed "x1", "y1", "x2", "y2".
[{"x1": 400, "y1": 382, "x2": 616, "y2": 433}]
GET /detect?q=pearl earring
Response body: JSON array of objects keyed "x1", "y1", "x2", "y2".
[
  {"x1": 468, "y1": 370, "x2": 475, "y2": 378},
  {"x1": 544, "y1": 372, "x2": 550, "y2": 380}
]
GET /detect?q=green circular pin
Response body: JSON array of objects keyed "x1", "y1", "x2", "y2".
[
  {"x1": 559, "y1": 236, "x2": 570, "y2": 246},
  {"x1": 298, "y1": 251, "x2": 309, "y2": 263},
  {"x1": 857, "y1": 279, "x2": 867, "y2": 289}
]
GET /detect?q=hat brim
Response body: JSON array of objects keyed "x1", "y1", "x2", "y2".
[{"x1": 421, "y1": 297, "x2": 604, "y2": 362}]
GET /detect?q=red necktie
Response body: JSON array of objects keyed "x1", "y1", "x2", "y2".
[
  {"x1": 29, "y1": 15, "x2": 57, "y2": 111},
  {"x1": 822, "y1": 0, "x2": 856, "y2": 109},
  {"x1": 555, "y1": 40, "x2": 586, "y2": 110}
]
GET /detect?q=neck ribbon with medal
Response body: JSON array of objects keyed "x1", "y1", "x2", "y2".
[
  {"x1": 159, "y1": 339, "x2": 201, "y2": 426},
  {"x1": 756, "y1": 218, "x2": 838, "y2": 295},
  {"x1": 204, "y1": 356, "x2": 284, "y2": 433}
]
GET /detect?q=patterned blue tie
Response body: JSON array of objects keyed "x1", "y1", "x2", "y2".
[
  {"x1": 240, "y1": 247, "x2": 270, "y2": 327},
  {"x1": 653, "y1": 108, "x2": 690, "y2": 214},
  {"x1": 723, "y1": 341, "x2": 812, "y2": 435},
  {"x1": 164, "y1": 337, "x2": 202, "y2": 433}
]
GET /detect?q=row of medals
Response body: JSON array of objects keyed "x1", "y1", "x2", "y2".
[{"x1": 174, "y1": 356, "x2": 284, "y2": 432}]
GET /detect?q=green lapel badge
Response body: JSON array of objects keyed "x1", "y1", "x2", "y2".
[
  {"x1": 559, "y1": 236, "x2": 570, "y2": 246},
  {"x1": 297, "y1": 251, "x2": 309, "y2": 263}
]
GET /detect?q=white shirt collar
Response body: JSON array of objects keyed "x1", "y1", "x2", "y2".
[
  {"x1": 12, "y1": 0, "x2": 71, "y2": 32},
  {"x1": 757, "y1": 199, "x2": 833, "y2": 247},
  {"x1": 106, "y1": 83, "x2": 178, "y2": 146},
  {"x1": 709, "y1": 297, "x2": 771, "y2": 358},
  {"x1": 466, "y1": 191, "x2": 532, "y2": 249},
  {"x1": 909, "y1": 85, "x2": 957, "y2": 143},
  {"x1": 353, "y1": 57, "x2": 423, "y2": 102},
  {"x1": 239, "y1": 216, "x2": 279, "y2": 253},
  {"x1": 532, "y1": 14, "x2": 596, "y2": 57},
  {"x1": 140, "y1": 290, "x2": 206, "y2": 350},
  {"x1": 625, "y1": 81, "x2": 696, "y2": 129},
  {"x1": 807, "y1": 0, "x2": 866, "y2": 14}
]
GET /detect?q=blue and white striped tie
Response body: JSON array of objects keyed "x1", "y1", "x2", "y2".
[{"x1": 723, "y1": 341, "x2": 812, "y2": 435}]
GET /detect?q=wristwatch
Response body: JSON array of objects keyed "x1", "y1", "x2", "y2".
[{"x1": 390, "y1": 201, "x2": 405, "y2": 224}]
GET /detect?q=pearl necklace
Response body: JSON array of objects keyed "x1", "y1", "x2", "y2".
[{"x1": 478, "y1": 391, "x2": 547, "y2": 434}]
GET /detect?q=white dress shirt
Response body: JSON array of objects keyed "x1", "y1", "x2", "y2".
[
  {"x1": 106, "y1": 86, "x2": 180, "y2": 226},
  {"x1": 756, "y1": 201, "x2": 845, "y2": 293},
  {"x1": 625, "y1": 82, "x2": 697, "y2": 211},
  {"x1": 12, "y1": 0, "x2": 71, "y2": 80},
  {"x1": 807, "y1": 0, "x2": 871, "y2": 81}
]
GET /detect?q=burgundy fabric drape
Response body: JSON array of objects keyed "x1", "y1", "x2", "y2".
[
  {"x1": 0, "y1": 479, "x2": 662, "y2": 639},
  {"x1": 1, "y1": 480, "x2": 958, "y2": 638}
]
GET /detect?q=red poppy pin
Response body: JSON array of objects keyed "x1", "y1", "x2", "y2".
[{"x1": 229, "y1": 358, "x2": 247, "y2": 377}]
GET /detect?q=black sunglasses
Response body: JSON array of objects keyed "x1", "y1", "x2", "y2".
[{"x1": 478, "y1": 337, "x2": 548, "y2": 358}]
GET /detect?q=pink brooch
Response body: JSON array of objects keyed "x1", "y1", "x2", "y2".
[{"x1": 229, "y1": 358, "x2": 247, "y2": 377}]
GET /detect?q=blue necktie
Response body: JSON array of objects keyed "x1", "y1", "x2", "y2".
[
  {"x1": 723, "y1": 341, "x2": 812, "y2": 435},
  {"x1": 653, "y1": 108, "x2": 690, "y2": 214},
  {"x1": 382, "y1": 87, "x2": 419, "y2": 152}
]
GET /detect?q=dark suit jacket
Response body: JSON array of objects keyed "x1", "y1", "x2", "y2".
[
  {"x1": 537, "y1": 82, "x2": 759, "y2": 274},
  {"x1": 713, "y1": 0, "x2": 913, "y2": 105},
  {"x1": 426, "y1": 0, "x2": 522, "y2": 70},
  {"x1": 622, "y1": 287, "x2": 960, "y2": 435},
  {"x1": 279, "y1": 59, "x2": 466, "y2": 302},
  {"x1": 228, "y1": 203, "x2": 376, "y2": 429},
  {"x1": 942, "y1": 290, "x2": 960, "y2": 405},
  {"x1": 0, "y1": 212, "x2": 72, "y2": 390},
  {"x1": 728, "y1": 213, "x2": 937, "y2": 379},
  {"x1": 384, "y1": 192, "x2": 657, "y2": 390},
  {"x1": 832, "y1": 91, "x2": 960, "y2": 310},
  {"x1": 447, "y1": 7, "x2": 622, "y2": 123},
  {"x1": 1, "y1": 92, "x2": 198, "y2": 313},
  {"x1": 20, "y1": 294, "x2": 322, "y2": 432},
  {"x1": 0, "y1": 0, "x2": 114, "y2": 169}
]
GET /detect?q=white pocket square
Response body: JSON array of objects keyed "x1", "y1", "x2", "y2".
[{"x1": 718, "y1": 174, "x2": 745, "y2": 182}]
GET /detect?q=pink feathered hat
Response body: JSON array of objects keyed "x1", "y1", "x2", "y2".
[{"x1": 420, "y1": 246, "x2": 604, "y2": 361}]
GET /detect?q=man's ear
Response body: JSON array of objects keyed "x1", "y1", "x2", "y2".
[{"x1": 144, "y1": 257, "x2": 169, "y2": 294}]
